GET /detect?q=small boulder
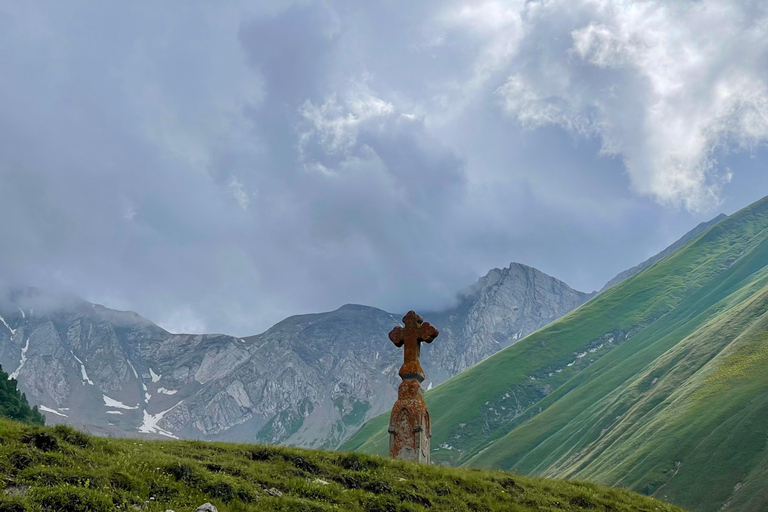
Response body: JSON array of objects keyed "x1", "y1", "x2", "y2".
[
  {"x1": 266, "y1": 488, "x2": 283, "y2": 497},
  {"x1": 194, "y1": 504, "x2": 218, "y2": 512},
  {"x1": 3, "y1": 484, "x2": 30, "y2": 496}
]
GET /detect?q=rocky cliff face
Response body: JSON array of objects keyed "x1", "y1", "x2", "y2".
[{"x1": 0, "y1": 263, "x2": 591, "y2": 448}]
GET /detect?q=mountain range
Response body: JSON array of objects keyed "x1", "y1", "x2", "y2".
[
  {"x1": 345, "y1": 195, "x2": 768, "y2": 512},
  {"x1": 0, "y1": 263, "x2": 592, "y2": 448},
  {"x1": 0, "y1": 214, "x2": 721, "y2": 452}
]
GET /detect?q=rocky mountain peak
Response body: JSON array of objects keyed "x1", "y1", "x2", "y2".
[
  {"x1": 474, "y1": 262, "x2": 585, "y2": 295},
  {"x1": 417, "y1": 262, "x2": 594, "y2": 384},
  {"x1": 337, "y1": 304, "x2": 375, "y2": 313}
]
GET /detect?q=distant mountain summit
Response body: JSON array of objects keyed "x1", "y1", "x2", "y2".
[
  {"x1": 423, "y1": 263, "x2": 594, "y2": 382},
  {"x1": 0, "y1": 262, "x2": 592, "y2": 448}
]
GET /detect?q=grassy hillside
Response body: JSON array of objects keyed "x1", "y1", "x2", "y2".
[
  {"x1": 0, "y1": 419, "x2": 683, "y2": 512},
  {"x1": 344, "y1": 195, "x2": 768, "y2": 512}
]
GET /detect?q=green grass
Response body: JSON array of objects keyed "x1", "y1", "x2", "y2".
[
  {"x1": 0, "y1": 419, "x2": 684, "y2": 512},
  {"x1": 344, "y1": 195, "x2": 768, "y2": 512}
]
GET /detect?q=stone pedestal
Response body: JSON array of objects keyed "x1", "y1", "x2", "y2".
[{"x1": 388, "y1": 378, "x2": 431, "y2": 463}]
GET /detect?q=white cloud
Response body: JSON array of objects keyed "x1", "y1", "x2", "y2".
[
  {"x1": 2, "y1": 0, "x2": 766, "y2": 336},
  {"x1": 496, "y1": 75, "x2": 597, "y2": 136},
  {"x1": 228, "y1": 177, "x2": 250, "y2": 211},
  {"x1": 123, "y1": 205, "x2": 137, "y2": 221},
  {"x1": 432, "y1": 0, "x2": 528, "y2": 117},
  {"x1": 298, "y1": 91, "x2": 394, "y2": 157},
  {"x1": 157, "y1": 308, "x2": 208, "y2": 335},
  {"x1": 481, "y1": 0, "x2": 768, "y2": 211}
]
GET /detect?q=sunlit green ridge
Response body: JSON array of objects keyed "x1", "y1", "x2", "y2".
[{"x1": 344, "y1": 194, "x2": 768, "y2": 512}]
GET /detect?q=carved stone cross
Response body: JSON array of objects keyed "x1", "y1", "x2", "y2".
[
  {"x1": 388, "y1": 310, "x2": 438, "y2": 464},
  {"x1": 389, "y1": 310, "x2": 438, "y2": 382}
]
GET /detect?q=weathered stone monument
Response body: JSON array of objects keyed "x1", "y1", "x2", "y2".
[{"x1": 388, "y1": 310, "x2": 438, "y2": 463}]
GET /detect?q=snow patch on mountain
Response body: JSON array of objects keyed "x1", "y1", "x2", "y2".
[
  {"x1": 103, "y1": 395, "x2": 138, "y2": 410},
  {"x1": 9, "y1": 337, "x2": 30, "y2": 380},
  {"x1": 39, "y1": 405, "x2": 67, "y2": 417},
  {"x1": 72, "y1": 353, "x2": 94, "y2": 385},
  {"x1": 0, "y1": 315, "x2": 16, "y2": 336},
  {"x1": 127, "y1": 360, "x2": 139, "y2": 379},
  {"x1": 139, "y1": 401, "x2": 183, "y2": 439}
]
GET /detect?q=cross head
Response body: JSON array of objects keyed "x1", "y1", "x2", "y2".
[{"x1": 389, "y1": 310, "x2": 438, "y2": 381}]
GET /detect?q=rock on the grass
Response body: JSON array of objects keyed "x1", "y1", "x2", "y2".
[
  {"x1": 194, "y1": 504, "x2": 217, "y2": 512},
  {"x1": 3, "y1": 484, "x2": 30, "y2": 496}
]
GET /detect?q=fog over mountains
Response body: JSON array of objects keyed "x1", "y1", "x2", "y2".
[{"x1": 0, "y1": 217, "x2": 721, "y2": 447}]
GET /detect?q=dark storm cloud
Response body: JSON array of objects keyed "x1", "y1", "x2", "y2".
[{"x1": 0, "y1": 0, "x2": 765, "y2": 335}]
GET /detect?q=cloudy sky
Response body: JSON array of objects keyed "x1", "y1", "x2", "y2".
[{"x1": 1, "y1": 0, "x2": 767, "y2": 336}]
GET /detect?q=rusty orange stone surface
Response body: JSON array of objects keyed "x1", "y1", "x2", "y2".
[{"x1": 388, "y1": 311, "x2": 438, "y2": 463}]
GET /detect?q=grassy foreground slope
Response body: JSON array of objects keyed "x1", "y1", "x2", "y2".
[
  {"x1": 344, "y1": 195, "x2": 768, "y2": 512},
  {"x1": 0, "y1": 419, "x2": 682, "y2": 512}
]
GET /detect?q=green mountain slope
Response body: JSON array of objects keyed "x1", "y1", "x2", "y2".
[
  {"x1": 0, "y1": 364, "x2": 44, "y2": 426},
  {"x1": 0, "y1": 418, "x2": 683, "y2": 512},
  {"x1": 344, "y1": 195, "x2": 768, "y2": 512}
]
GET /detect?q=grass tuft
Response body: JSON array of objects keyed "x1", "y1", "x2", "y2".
[{"x1": 29, "y1": 484, "x2": 114, "y2": 512}]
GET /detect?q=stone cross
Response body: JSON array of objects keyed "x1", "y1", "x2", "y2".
[
  {"x1": 388, "y1": 310, "x2": 438, "y2": 464},
  {"x1": 389, "y1": 311, "x2": 438, "y2": 381}
]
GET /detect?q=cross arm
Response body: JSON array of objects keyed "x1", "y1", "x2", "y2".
[
  {"x1": 389, "y1": 326, "x2": 405, "y2": 347},
  {"x1": 417, "y1": 322, "x2": 438, "y2": 343}
]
